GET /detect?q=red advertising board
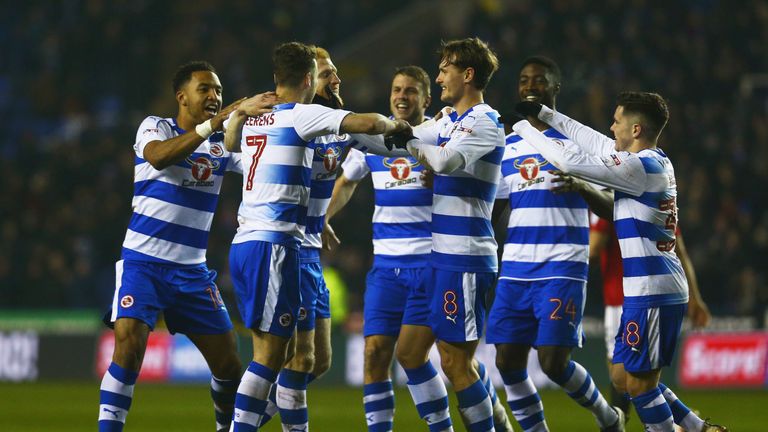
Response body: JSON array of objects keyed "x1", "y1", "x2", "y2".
[
  {"x1": 95, "y1": 331, "x2": 172, "y2": 382},
  {"x1": 679, "y1": 332, "x2": 768, "y2": 388}
]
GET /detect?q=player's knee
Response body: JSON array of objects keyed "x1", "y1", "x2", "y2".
[
  {"x1": 112, "y1": 333, "x2": 146, "y2": 370},
  {"x1": 313, "y1": 349, "x2": 332, "y2": 377},
  {"x1": 494, "y1": 346, "x2": 528, "y2": 373},
  {"x1": 395, "y1": 344, "x2": 426, "y2": 369},
  {"x1": 365, "y1": 341, "x2": 394, "y2": 373},
  {"x1": 211, "y1": 353, "x2": 243, "y2": 380},
  {"x1": 538, "y1": 354, "x2": 569, "y2": 379},
  {"x1": 439, "y1": 354, "x2": 470, "y2": 382}
]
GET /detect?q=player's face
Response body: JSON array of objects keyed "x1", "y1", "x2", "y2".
[
  {"x1": 316, "y1": 58, "x2": 341, "y2": 99},
  {"x1": 610, "y1": 106, "x2": 635, "y2": 151},
  {"x1": 436, "y1": 59, "x2": 465, "y2": 105},
  {"x1": 179, "y1": 71, "x2": 223, "y2": 123},
  {"x1": 390, "y1": 74, "x2": 429, "y2": 125},
  {"x1": 518, "y1": 63, "x2": 558, "y2": 108}
]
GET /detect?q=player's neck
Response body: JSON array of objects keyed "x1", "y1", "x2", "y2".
[
  {"x1": 276, "y1": 86, "x2": 312, "y2": 104},
  {"x1": 452, "y1": 90, "x2": 483, "y2": 117},
  {"x1": 176, "y1": 111, "x2": 200, "y2": 132},
  {"x1": 629, "y1": 139, "x2": 656, "y2": 153}
]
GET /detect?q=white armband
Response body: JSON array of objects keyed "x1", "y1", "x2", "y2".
[{"x1": 195, "y1": 119, "x2": 213, "y2": 139}]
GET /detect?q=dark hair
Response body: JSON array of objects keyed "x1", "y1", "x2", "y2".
[
  {"x1": 438, "y1": 37, "x2": 499, "y2": 90},
  {"x1": 617, "y1": 91, "x2": 670, "y2": 140},
  {"x1": 520, "y1": 55, "x2": 561, "y2": 84},
  {"x1": 273, "y1": 42, "x2": 317, "y2": 87},
  {"x1": 172, "y1": 61, "x2": 216, "y2": 92},
  {"x1": 393, "y1": 65, "x2": 431, "y2": 97}
]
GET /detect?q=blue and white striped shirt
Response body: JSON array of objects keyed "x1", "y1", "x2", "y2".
[
  {"x1": 413, "y1": 104, "x2": 505, "y2": 273},
  {"x1": 497, "y1": 129, "x2": 590, "y2": 281},
  {"x1": 122, "y1": 116, "x2": 242, "y2": 265},
  {"x1": 341, "y1": 148, "x2": 432, "y2": 268},
  {"x1": 513, "y1": 109, "x2": 688, "y2": 308},
  {"x1": 229, "y1": 103, "x2": 351, "y2": 249}
]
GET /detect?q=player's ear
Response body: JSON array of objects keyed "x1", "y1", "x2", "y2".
[
  {"x1": 632, "y1": 123, "x2": 642, "y2": 139},
  {"x1": 464, "y1": 67, "x2": 475, "y2": 85},
  {"x1": 176, "y1": 90, "x2": 187, "y2": 107},
  {"x1": 423, "y1": 94, "x2": 432, "y2": 109}
]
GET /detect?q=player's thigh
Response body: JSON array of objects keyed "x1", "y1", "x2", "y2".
[
  {"x1": 188, "y1": 330, "x2": 241, "y2": 379},
  {"x1": 364, "y1": 334, "x2": 397, "y2": 366},
  {"x1": 486, "y1": 279, "x2": 537, "y2": 345},
  {"x1": 436, "y1": 339, "x2": 480, "y2": 388},
  {"x1": 613, "y1": 304, "x2": 686, "y2": 374},
  {"x1": 251, "y1": 329, "x2": 293, "y2": 371},
  {"x1": 428, "y1": 269, "x2": 495, "y2": 343},
  {"x1": 229, "y1": 241, "x2": 301, "y2": 339},
  {"x1": 363, "y1": 267, "x2": 409, "y2": 338},
  {"x1": 112, "y1": 317, "x2": 151, "y2": 368},
  {"x1": 532, "y1": 278, "x2": 586, "y2": 347},
  {"x1": 313, "y1": 317, "x2": 332, "y2": 366}
]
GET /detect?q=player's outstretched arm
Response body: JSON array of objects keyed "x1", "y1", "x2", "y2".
[
  {"x1": 676, "y1": 231, "x2": 711, "y2": 328},
  {"x1": 550, "y1": 171, "x2": 614, "y2": 220},
  {"x1": 143, "y1": 98, "x2": 244, "y2": 170},
  {"x1": 512, "y1": 120, "x2": 646, "y2": 196},
  {"x1": 224, "y1": 109, "x2": 246, "y2": 153},
  {"x1": 518, "y1": 102, "x2": 616, "y2": 157}
]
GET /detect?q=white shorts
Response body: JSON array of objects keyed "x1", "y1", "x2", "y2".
[{"x1": 604, "y1": 305, "x2": 623, "y2": 360}]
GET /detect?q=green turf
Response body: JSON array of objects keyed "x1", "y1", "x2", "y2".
[{"x1": 0, "y1": 382, "x2": 763, "y2": 431}]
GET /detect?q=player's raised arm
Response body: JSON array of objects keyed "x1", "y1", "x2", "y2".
[{"x1": 511, "y1": 119, "x2": 647, "y2": 196}]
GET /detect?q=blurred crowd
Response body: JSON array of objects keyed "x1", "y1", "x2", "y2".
[{"x1": 2, "y1": 0, "x2": 766, "y2": 324}]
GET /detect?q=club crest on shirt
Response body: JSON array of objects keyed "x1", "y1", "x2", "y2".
[
  {"x1": 183, "y1": 156, "x2": 220, "y2": 187},
  {"x1": 209, "y1": 143, "x2": 224, "y2": 157},
  {"x1": 513, "y1": 156, "x2": 547, "y2": 181}
]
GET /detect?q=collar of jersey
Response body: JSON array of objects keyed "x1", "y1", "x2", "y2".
[
  {"x1": 171, "y1": 118, "x2": 186, "y2": 134},
  {"x1": 273, "y1": 102, "x2": 297, "y2": 111},
  {"x1": 453, "y1": 103, "x2": 486, "y2": 123}
]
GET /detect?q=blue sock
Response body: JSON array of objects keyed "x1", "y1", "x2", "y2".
[
  {"x1": 276, "y1": 369, "x2": 309, "y2": 431},
  {"x1": 232, "y1": 361, "x2": 277, "y2": 431},
  {"x1": 404, "y1": 361, "x2": 452, "y2": 432},
  {"x1": 98, "y1": 362, "x2": 139, "y2": 432},
  {"x1": 500, "y1": 369, "x2": 547, "y2": 432},
  {"x1": 456, "y1": 379, "x2": 494, "y2": 432},
  {"x1": 476, "y1": 361, "x2": 498, "y2": 406},
  {"x1": 551, "y1": 360, "x2": 618, "y2": 428},
  {"x1": 211, "y1": 375, "x2": 239, "y2": 431},
  {"x1": 631, "y1": 387, "x2": 674, "y2": 431},
  {"x1": 363, "y1": 380, "x2": 395, "y2": 432},
  {"x1": 659, "y1": 383, "x2": 704, "y2": 431}
]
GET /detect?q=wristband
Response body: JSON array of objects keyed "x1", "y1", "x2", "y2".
[{"x1": 195, "y1": 119, "x2": 213, "y2": 138}]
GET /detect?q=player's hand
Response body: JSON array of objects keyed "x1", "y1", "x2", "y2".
[
  {"x1": 549, "y1": 171, "x2": 585, "y2": 194},
  {"x1": 211, "y1": 97, "x2": 247, "y2": 131},
  {"x1": 385, "y1": 131, "x2": 415, "y2": 151},
  {"x1": 515, "y1": 101, "x2": 543, "y2": 118},
  {"x1": 433, "y1": 106, "x2": 455, "y2": 121},
  {"x1": 687, "y1": 297, "x2": 712, "y2": 329},
  {"x1": 239, "y1": 91, "x2": 278, "y2": 116},
  {"x1": 322, "y1": 223, "x2": 341, "y2": 251},
  {"x1": 498, "y1": 111, "x2": 526, "y2": 126},
  {"x1": 420, "y1": 170, "x2": 434, "y2": 189}
]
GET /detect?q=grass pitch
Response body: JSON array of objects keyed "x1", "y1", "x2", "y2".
[{"x1": 0, "y1": 381, "x2": 763, "y2": 431}]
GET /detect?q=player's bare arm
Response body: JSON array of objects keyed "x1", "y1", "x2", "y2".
[
  {"x1": 143, "y1": 98, "x2": 244, "y2": 169},
  {"x1": 340, "y1": 113, "x2": 410, "y2": 136},
  {"x1": 322, "y1": 174, "x2": 360, "y2": 250}
]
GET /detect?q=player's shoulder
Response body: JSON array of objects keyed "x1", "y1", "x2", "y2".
[
  {"x1": 136, "y1": 115, "x2": 174, "y2": 138},
  {"x1": 636, "y1": 148, "x2": 671, "y2": 173},
  {"x1": 139, "y1": 115, "x2": 172, "y2": 128}
]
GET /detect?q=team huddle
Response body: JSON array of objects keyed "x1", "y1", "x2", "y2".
[{"x1": 97, "y1": 38, "x2": 726, "y2": 432}]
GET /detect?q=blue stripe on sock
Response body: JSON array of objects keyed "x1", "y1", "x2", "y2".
[
  {"x1": 507, "y1": 393, "x2": 541, "y2": 411},
  {"x1": 633, "y1": 387, "x2": 672, "y2": 425},
  {"x1": 552, "y1": 361, "x2": 576, "y2": 386},
  {"x1": 231, "y1": 421, "x2": 258, "y2": 432},
  {"x1": 98, "y1": 419, "x2": 125, "y2": 432},
  {"x1": 369, "y1": 422, "x2": 393, "y2": 432},
  {"x1": 278, "y1": 369, "x2": 309, "y2": 389},
  {"x1": 365, "y1": 397, "x2": 395, "y2": 412},
  {"x1": 279, "y1": 407, "x2": 308, "y2": 424},
  {"x1": 107, "y1": 363, "x2": 138, "y2": 385},
  {"x1": 247, "y1": 361, "x2": 277, "y2": 382},
  {"x1": 404, "y1": 362, "x2": 438, "y2": 385},
  {"x1": 429, "y1": 417, "x2": 453, "y2": 432},
  {"x1": 518, "y1": 411, "x2": 545, "y2": 430},
  {"x1": 237, "y1": 394, "x2": 268, "y2": 413},
  {"x1": 364, "y1": 381, "x2": 393, "y2": 395},
  {"x1": 500, "y1": 369, "x2": 528, "y2": 385},
  {"x1": 456, "y1": 380, "x2": 489, "y2": 408},
  {"x1": 415, "y1": 398, "x2": 448, "y2": 418},
  {"x1": 100, "y1": 390, "x2": 132, "y2": 409}
]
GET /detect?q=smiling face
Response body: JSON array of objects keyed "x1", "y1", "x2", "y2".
[
  {"x1": 390, "y1": 73, "x2": 430, "y2": 125},
  {"x1": 436, "y1": 58, "x2": 467, "y2": 105},
  {"x1": 518, "y1": 62, "x2": 559, "y2": 109},
  {"x1": 178, "y1": 71, "x2": 222, "y2": 124},
  {"x1": 316, "y1": 57, "x2": 340, "y2": 99}
]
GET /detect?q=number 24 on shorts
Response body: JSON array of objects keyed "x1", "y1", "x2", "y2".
[{"x1": 549, "y1": 298, "x2": 577, "y2": 321}]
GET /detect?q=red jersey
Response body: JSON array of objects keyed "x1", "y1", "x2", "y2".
[{"x1": 590, "y1": 216, "x2": 624, "y2": 306}]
